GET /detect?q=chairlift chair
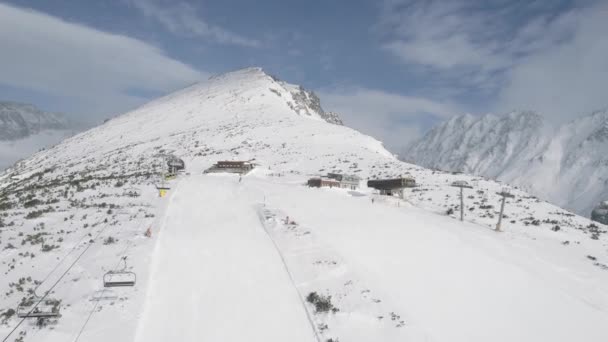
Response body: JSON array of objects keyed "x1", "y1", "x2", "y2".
[
  {"x1": 17, "y1": 299, "x2": 61, "y2": 318},
  {"x1": 103, "y1": 257, "x2": 136, "y2": 288},
  {"x1": 156, "y1": 176, "x2": 170, "y2": 190},
  {"x1": 451, "y1": 180, "x2": 473, "y2": 188}
]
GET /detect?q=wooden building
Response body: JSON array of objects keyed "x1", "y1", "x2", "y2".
[
  {"x1": 204, "y1": 160, "x2": 255, "y2": 174},
  {"x1": 307, "y1": 177, "x2": 340, "y2": 188}
]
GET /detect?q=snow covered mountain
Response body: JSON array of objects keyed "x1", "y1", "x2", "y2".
[
  {"x1": 0, "y1": 102, "x2": 68, "y2": 140},
  {"x1": 0, "y1": 102, "x2": 77, "y2": 170},
  {"x1": 0, "y1": 67, "x2": 607, "y2": 342},
  {"x1": 403, "y1": 109, "x2": 608, "y2": 217}
]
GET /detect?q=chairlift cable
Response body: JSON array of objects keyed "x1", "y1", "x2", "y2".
[
  {"x1": 31, "y1": 214, "x2": 92, "y2": 297},
  {"x1": 2, "y1": 223, "x2": 111, "y2": 342},
  {"x1": 73, "y1": 236, "x2": 136, "y2": 342}
]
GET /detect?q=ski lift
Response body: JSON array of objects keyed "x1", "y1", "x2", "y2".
[
  {"x1": 17, "y1": 297, "x2": 61, "y2": 318},
  {"x1": 156, "y1": 184, "x2": 170, "y2": 197},
  {"x1": 103, "y1": 257, "x2": 136, "y2": 288},
  {"x1": 90, "y1": 289, "x2": 118, "y2": 302},
  {"x1": 451, "y1": 180, "x2": 473, "y2": 188}
]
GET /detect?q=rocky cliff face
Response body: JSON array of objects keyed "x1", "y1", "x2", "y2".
[{"x1": 283, "y1": 84, "x2": 344, "y2": 125}]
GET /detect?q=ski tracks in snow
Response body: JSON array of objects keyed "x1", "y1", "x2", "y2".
[{"x1": 256, "y1": 205, "x2": 432, "y2": 342}]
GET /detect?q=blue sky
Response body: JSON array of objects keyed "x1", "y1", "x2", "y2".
[{"x1": 0, "y1": 0, "x2": 607, "y2": 151}]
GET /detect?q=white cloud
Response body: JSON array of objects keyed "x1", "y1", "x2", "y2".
[
  {"x1": 379, "y1": 0, "x2": 608, "y2": 122},
  {"x1": 0, "y1": 130, "x2": 72, "y2": 170},
  {"x1": 128, "y1": 0, "x2": 260, "y2": 48},
  {"x1": 384, "y1": 37, "x2": 504, "y2": 72},
  {"x1": 319, "y1": 87, "x2": 458, "y2": 151},
  {"x1": 380, "y1": 1, "x2": 510, "y2": 73},
  {"x1": 0, "y1": 3, "x2": 205, "y2": 120},
  {"x1": 496, "y1": 5, "x2": 608, "y2": 121}
]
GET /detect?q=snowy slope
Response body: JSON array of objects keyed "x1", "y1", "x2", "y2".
[
  {"x1": 134, "y1": 175, "x2": 317, "y2": 342},
  {"x1": 404, "y1": 109, "x2": 608, "y2": 217},
  {"x1": 0, "y1": 67, "x2": 607, "y2": 342}
]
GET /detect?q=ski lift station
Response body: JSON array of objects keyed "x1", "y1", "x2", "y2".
[
  {"x1": 308, "y1": 173, "x2": 360, "y2": 190},
  {"x1": 204, "y1": 160, "x2": 255, "y2": 174},
  {"x1": 166, "y1": 156, "x2": 185, "y2": 174},
  {"x1": 367, "y1": 176, "x2": 417, "y2": 195}
]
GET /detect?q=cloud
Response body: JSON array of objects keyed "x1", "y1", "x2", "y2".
[
  {"x1": 496, "y1": 4, "x2": 608, "y2": 121},
  {"x1": 0, "y1": 3, "x2": 205, "y2": 121},
  {"x1": 0, "y1": 130, "x2": 73, "y2": 170},
  {"x1": 379, "y1": 1, "x2": 511, "y2": 73},
  {"x1": 128, "y1": 0, "x2": 260, "y2": 48},
  {"x1": 378, "y1": 0, "x2": 608, "y2": 122},
  {"x1": 319, "y1": 87, "x2": 458, "y2": 151}
]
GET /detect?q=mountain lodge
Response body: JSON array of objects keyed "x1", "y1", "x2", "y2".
[{"x1": 204, "y1": 160, "x2": 255, "y2": 174}]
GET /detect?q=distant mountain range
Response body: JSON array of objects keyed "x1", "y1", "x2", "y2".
[
  {"x1": 0, "y1": 101, "x2": 70, "y2": 140},
  {"x1": 402, "y1": 109, "x2": 608, "y2": 217},
  {"x1": 0, "y1": 101, "x2": 82, "y2": 170}
]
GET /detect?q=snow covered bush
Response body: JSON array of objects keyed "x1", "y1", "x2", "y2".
[
  {"x1": 306, "y1": 292, "x2": 338, "y2": 313},
  {"x1": 103, "y1": 236, "x2": 117, "y2": 245}
]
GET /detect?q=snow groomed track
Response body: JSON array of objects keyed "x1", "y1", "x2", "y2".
[{"x1": 134, "y1": 175, "x2": 316, "y2": 342}]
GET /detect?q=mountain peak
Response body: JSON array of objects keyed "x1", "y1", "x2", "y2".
[
  {"x1": 207, "y1": 66, "x2": 269, "y2": 82},
  {"x1": 168, "y1": 67, "x2": 344, "y2": 126}
]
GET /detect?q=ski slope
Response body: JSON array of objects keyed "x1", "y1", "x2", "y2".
[
  {"x1": 132, "y1": 173, "x2": 608, "y2": 342},
  {"x1": 250, "y1": 177, "x2": 608, "y2": 342},
  {"x1": 134, "y1": 175, "x2": 316, "y2": 342}
]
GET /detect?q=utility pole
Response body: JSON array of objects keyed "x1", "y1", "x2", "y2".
[
  {"x1": 495, "y1": 190, "x2": 515, "y2": 232},
  {"x1": 451, "y1": 181, "x2": 473, "y2": 221}
]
